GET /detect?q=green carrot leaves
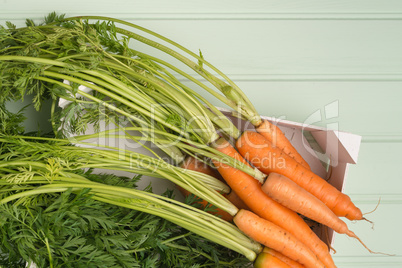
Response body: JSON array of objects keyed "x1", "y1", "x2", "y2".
[{"x1": 0, "y1": 13, "x2": 267, "y2": 267}]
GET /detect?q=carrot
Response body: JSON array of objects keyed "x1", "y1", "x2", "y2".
[
  {"x1": 224, "y1": 190, "x2": 250, "y2": 211},
  {"x1": 211, "y1": 138, "x2": 336, "y2": 268},
  {"x1": 254, "y1": 251, "x2": 291, "y2": 268},
  {"x1": 180, "y1": 155, "x2": 222, "y2": 179},
  {"x1": 181, "y1": 156, "x2": 249, "y2": 219},
  {"x1": 178, "y1": 156, "x2": 233, "y2": 221},
  {"x1": 256, "y1": 120, "x2": 310, "y2": 170},
  {"x1": 182, "y1": 156, "x2": 250, "y2": 211},
  {"x1": 233, "y1": 209, "x2": 325, "y2": 268},
  {"x1": 236, "y1": 130, "x2": 363, "y2": 221},
  {"x1": 262, "y1": 172, "x2": 376, "y2": 253},
  {"x1": 262, "y1": 247, "x2": 306, "y2": 268}
]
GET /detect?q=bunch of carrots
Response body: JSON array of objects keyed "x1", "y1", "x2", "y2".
[
  {"x1": 179, "y1": 121, "x2": 378, "y2": 268},
  {"x1": 0, "y1": 14, "x2": 386, "y2": 268}
]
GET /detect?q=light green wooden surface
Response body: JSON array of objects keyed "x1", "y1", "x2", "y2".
[{"x1": 2, "y1": 1, "x2": 402, "y2": 266}]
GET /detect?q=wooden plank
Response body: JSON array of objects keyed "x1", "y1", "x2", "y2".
[
  {"x1": 105, "y1": 20, "x2": 402, "y2": 79},
  {"x1": 182, "y1": 80, "x2": 402, "y2": 137},
  {"x1": 344, "y1": 142, "x2": 402, "y2": 196},
  {"x1": 3, "y1": 0, "x2": 402, "y2": 19},
  {"x1": 2, "y1": 16, "x2": 402, "y2": 80}
]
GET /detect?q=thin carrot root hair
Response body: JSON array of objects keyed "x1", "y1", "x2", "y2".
[
  {"x1": 329, "y1": 245, "x2": 337, "y2": 255},
  {"x1": 363, "y1": 197, "x2": 381, "y2": 216},
  {"x1": 346, "y1": 230, "x2": 394, "y2": 256},
  {"x1": 361, "y1": 217, "x2": 375, "y2": 230},
  {"x1": 360, "y1": 197, "x2": 381, "y2": 229}
]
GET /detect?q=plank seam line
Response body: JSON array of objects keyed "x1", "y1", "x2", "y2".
[{"x1": 3, "y1": 12, "x2": 402, "y2": 20}]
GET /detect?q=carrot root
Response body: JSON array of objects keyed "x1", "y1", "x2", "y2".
[
  {"x1": 361, "y1": 197, "x2": 380, "y2": 230},
  {"x1": 346, "y1": 230, "x2": 394, "y2": 256},
  {"x1": 361, "y1": 217, "x2": 375, "y2": 230}
]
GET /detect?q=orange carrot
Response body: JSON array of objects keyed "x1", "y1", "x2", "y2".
[
  {"x1": 256, "y1": 120, "x2": 310, "y2": 170},
  {"x1": 211, "y1": 138, "x2": 336, "y2": 268},
  {"x1": 178, "y1": 156, "x2": 233, "y2": 221},
  {"x1": 180, "y1": 155, "x2": 221, "y2": 179},
  {"x1": 236, "y1": 130, "x2": 363, "y2": 221},
  {"x1": 233, "y1": 209, "x2": 325, "y2": 268},
  {"x1": 224, "y1": 190, "x2": 250, "y2": 211},
  {"x1": 254, "y1": 251, "x2": 291, "y2": 268},
  {"x1": 262, "y1": 247, "x2": 306, "y2": 268},
  {"x1": 180, "y1": 156, "x2": 249, "y2": 210},
  {"x1": 261, "y1": 172, "x2": 376, "y2": 253}
]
